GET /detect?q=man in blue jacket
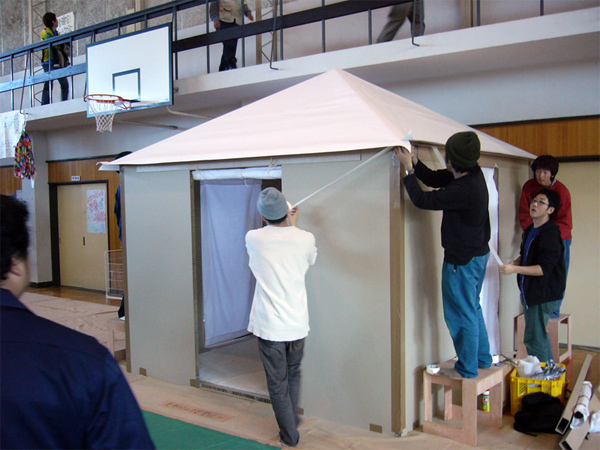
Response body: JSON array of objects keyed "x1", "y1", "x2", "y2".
[
  {"x1": 395, "y1": 131, "x2": 492, "y2": 378},
  {"x1": 0, "y1": 195, "x2": 155, "y2": 449},
  {"x1": 500, "y1": 189, "x2": 566, "y2": 362}
]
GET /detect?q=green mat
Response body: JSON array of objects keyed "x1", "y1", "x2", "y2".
[{"x1": 143, "y1": 410, "x2": 278, "y2": 450}]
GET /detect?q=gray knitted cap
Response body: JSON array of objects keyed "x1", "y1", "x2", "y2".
[{"x1": 257, "y1": 187, "x2": 288, "y2": 220}]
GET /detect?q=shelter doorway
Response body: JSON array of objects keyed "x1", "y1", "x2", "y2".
[{"x1": 193, "y1": 175, "x2": 281, "y2": 400}]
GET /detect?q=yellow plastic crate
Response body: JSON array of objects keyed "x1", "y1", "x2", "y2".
[{"x1": 510, "y1": 363, "x2": 566, "y2": 415}]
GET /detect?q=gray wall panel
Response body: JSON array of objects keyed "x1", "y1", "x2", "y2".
[
  {"x1": 123, "y1": 167, "x2": 196, "y2": 385},
  {"x1": 283, "y1": 151, "x2": 394, "y2": 432}
]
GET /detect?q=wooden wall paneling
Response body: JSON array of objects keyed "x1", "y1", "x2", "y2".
[
  {"x1": 48, "y1": 158, "x2": 121, "y2": 251},
  {"x1": 0, "y1": 166, "x2": 22, "y2": 196},
  {"x1": 475, "y1": 117, "x2": 600, "y2": 158}
]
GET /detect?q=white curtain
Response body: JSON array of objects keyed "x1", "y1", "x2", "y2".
[
  {"x1": 481, "y1": 167, "x2": 501, "y2": 355},
  {"x1": 200, "y1": 179, "x2": 263, "y2": 346}
]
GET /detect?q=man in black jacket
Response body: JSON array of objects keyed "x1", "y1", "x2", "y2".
[
  {"x1": 500, "y1": 189, "x2": 566, "y2": 362},
  {"x1": 395, "y1": 131, "x2": 492, "y2": 378}
]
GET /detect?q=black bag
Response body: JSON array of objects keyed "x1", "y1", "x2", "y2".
[{"x1": 514, "y1": 392, "x2": 565, "y2": 436}]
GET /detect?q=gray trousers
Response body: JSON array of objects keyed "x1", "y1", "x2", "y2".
[
  {"x1": 376, "y1": 1, "x2": 425, "y2": 43},
  {"x1": 258, "y1": 337, "x2": 305, "y2": 447}
]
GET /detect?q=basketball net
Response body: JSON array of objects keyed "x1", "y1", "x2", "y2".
[{"x1": 84, "y1": 94, "x2": 131, "y2": 132}]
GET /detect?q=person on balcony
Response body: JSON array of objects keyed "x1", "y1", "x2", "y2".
[
  {"x1": 210, "y1": 0, "x2": 254, "y2": 71},
  {"x1": 377, "y1": 0, "x2": 425, "y2": 43},
  {"x1": 40, "y1": 12, "x2": 69, "y2": 105}
]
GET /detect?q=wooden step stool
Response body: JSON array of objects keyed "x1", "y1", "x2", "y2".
[
  {"x1": 106, "y1": 317, "x2": 126, "y2": 361},
  {"x1": 515, "y1": 313, "x2": 572, "y2": 363},
  {"x1": 423, "y1": 360, "x2": 504, "y2": 446}
]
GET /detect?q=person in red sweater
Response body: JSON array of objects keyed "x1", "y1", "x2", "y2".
[{"x1": 518, "y1": 155, "x2": 572, "y2": 318}]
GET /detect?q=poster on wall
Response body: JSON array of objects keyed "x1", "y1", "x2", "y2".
[
  {"x1": 87, "y1": 190, "x2": 106, "y2": 233},
  {"x1": 0, "y1": 111, "x2": 25, "y2": 158}
]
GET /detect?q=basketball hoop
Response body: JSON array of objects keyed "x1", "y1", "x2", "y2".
[{"x1": 84, "y1": 94, "x2": 131, "y2": 133}]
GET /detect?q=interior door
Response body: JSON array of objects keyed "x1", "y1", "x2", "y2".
[{"x1": 58, "y1": 183, "x2": 108, "y2": 291}]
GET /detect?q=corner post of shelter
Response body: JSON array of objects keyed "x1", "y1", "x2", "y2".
[
  {"x1": 389, "y1": 147, "x2": 405, "y2": 434},
  {"x1": 120, "y1": 166, "x2": 132, "y2": 375},
  {"x1": 190, "y1": 172, "x2": 202, "y2": 387}
]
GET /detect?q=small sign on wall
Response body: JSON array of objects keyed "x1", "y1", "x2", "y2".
[{"x1": 71, "y1": 176, "x2": 80, "y2": 181}]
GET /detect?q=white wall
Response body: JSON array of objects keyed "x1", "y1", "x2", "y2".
[
  {"x1": 559, "y1": 161, "x2": 600, "y2": 348},
  {"x1": 390, "y1": 59, "x2": 600, "y2": 125}
]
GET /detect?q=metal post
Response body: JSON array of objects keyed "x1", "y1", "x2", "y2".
[
  {"x1": 321, "y1": 0, "x2": 326, "y2": 53},
  {"x1": 241, "y1": 0, "x2": 246, "y2": 69},
  {"x1": 206, "y1": 0, "x2": 211, "y2": 74},
  {"x1": 256, "y1": 0, "x2": 262, "y2": 64},
  {"x1": 173, "y1": 5, "x2": 179, "y2": 80},
  {"x1": 368, "y1": 8, "x2": 372, "y2": 45},
  {"x1": 279, "y1": 0, "x2": 283, "y2": 61},
  {"x1": 477, "y1": 0, "x2": 481, "y2": 26}
]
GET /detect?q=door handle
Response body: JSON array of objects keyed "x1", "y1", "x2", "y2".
[{"x1": 83, "y1": 237, "x2": 86, "y2": 246}]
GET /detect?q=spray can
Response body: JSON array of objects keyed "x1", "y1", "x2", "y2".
[{"x1": 482, "y1": 390, "x2": 490, "y2": 412}]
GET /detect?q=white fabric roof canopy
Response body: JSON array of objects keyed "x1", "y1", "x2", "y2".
[{"x1": 112, "y1": 69, "x2": 533, "y2": 167}]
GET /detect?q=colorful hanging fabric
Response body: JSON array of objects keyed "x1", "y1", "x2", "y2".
[{"x1": 13, "y1": 130, "x2": 36, "y2": 180}]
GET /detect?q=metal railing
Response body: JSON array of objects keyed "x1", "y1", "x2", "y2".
[
  {"x1": 0, "y1": 0, "x2": 415, "y2": 110},
  {"x1": 0, "y1": 0, "x2": 557, "y2": 111}
]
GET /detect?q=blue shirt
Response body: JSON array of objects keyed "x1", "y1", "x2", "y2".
[{"x1": 0, "y1": 289, "x2": 155, "y2": 449}]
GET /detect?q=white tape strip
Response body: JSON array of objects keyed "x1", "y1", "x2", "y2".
[
  {"x1": 489, "y1": 245, "x2": 503, "y2": 266},
  {"x1": 432, "y1": 146, "x2": 446, "y2": 168},
  {"x1": 293, "y1": 146, "x2": 392, "y2": 207}
]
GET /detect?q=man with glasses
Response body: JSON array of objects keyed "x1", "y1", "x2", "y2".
[
  {"x1": 500, "y1": 189, "x2": 566, "y2": 363},
  {"x1": 518, "y1": 155, "x2": 572, "y2": 318}
]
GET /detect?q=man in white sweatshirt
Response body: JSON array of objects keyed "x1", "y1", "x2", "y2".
[{"x1": 246, "y1": 188, "x2": 317, "y2": 447}]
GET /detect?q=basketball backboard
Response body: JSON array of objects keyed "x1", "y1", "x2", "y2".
[{"x1": 86, "y1": 23, "x2": 173, "y2": 117}]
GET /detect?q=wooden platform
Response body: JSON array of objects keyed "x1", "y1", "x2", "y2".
[
  {"x1": 106, "y1": 317, "x2": 126, "y2": 361},
  {"x1": 423, "y1": 359, "x2": 504, "y2": 446}
]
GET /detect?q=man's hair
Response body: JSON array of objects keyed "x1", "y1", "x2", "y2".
[
  {"x1": 537, "y1": 188, "x2": 561, "y2": 221},
  {"x1": 266, "y1": 215, "x2": 287, "y2": 225},
  {"x1": 43, "y1": 12, "x2": 57, "y2": 29},
  {"x1": 447, "y1": 158, "x2": 480, "y2": 175},
  {"x1": 1, "y1": 195, "x2": 29, "y2": 281},
  {"x1": 531, "y1": 155, "x2": 559, "y2": 180}
]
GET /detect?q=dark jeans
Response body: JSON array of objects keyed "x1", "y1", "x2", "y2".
[
  {"x1": 258, "y1": 337, "x2": 305, "y2": 447},
  {"x1": 41, "y1": 62, "x2": 68, "y2": 105},
  {"x1": 218, "y1": 20, "x2": 239, "y2": 71}
]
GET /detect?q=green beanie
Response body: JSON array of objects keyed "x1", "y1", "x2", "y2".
[{"x1": 445, "y1": 131, "x2": 481, "y2": 169}]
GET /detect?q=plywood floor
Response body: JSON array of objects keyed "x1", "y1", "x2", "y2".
[{"x1": 26, "y1": 286, "x2": 600, "y2": 450}]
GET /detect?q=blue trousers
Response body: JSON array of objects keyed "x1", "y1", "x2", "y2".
[
  {"x1": 442, "y1": 254, "x2": 492, "y2": 378},
  {"x1": 258, "y1": 337, "x2": 305, "y2": 447},
  {"x1": 41, "y1": 62, "x2": 68, "y2": 105}
]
